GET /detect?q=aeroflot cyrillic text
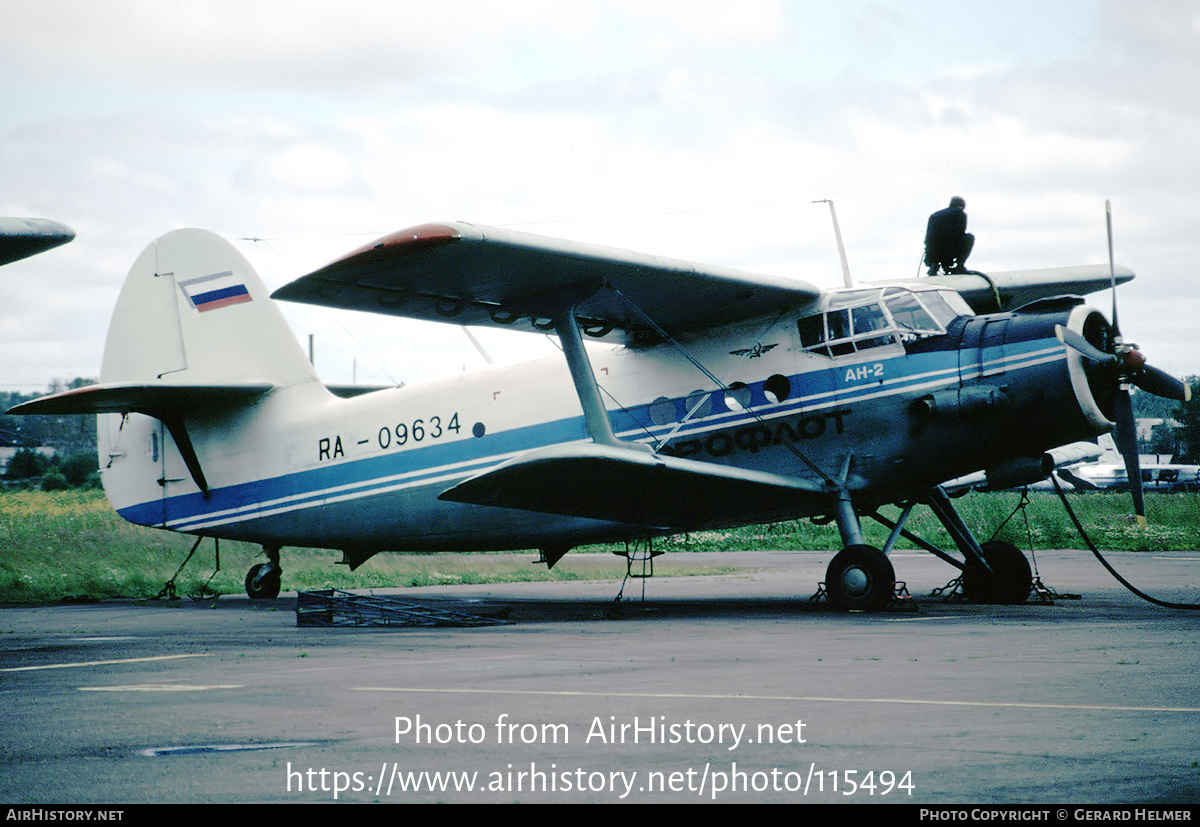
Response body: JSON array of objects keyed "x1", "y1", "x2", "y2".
[{"x1": 661, "y1": 409, "x2": 850, "y2": 459}]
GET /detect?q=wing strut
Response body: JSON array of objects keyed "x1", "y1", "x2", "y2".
[{"x1": 551, "y1": 302, "x2": 641, "y2": 450}]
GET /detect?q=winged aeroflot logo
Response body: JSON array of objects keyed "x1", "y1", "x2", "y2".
[{"x1": 729, "y1": 343, "x2": 778, "y2": 359}]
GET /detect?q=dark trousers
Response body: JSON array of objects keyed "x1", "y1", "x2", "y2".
[{"x1": 925, "y1": 232, "x2": 974, "y2": 274}]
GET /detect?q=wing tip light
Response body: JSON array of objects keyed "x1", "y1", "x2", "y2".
[{"x1": 318, "y1": 222, "x2": 467, "y2": 273}]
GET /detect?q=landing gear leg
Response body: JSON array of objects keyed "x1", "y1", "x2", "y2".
[
  {"x1": 823, "y1": 488, "x2": 895, "y2": 612},
  {"x1": 245, "y1": 545, "x2": 282, "y2": 599},
  {"x1": 962, "y1": 540, "x2": 1032, "y2": 605},
  {"x1": 923, "y1": 489, "x2": 1031, "y2": 605}
]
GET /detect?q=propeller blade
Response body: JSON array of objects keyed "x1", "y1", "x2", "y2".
[
  {"x1": 1112, "y1": 389, "x2": 1146, "y2": 526},
  {"x1": 1107, "y1": 200, "x2": 1121, "y2": 337},
  {"x1": 1056, "y1": 325, "x2": 1190, "y2": 401},
  {"x1": 1130, "y1": 364, "x2": 1192, "y2": 402},
  {"x1": 1055, "y1": 324, "x2": 1115, "y2": 364}
]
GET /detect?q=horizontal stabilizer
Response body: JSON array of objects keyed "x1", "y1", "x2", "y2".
[
  {"x1": 438, "y1": 442, "x2": 826, "y2": 530},
  {"x1": 879, "y1": 264, "x2": 1135, "y2": 314},
  {"x1": 325, "y1": 383, "x2": 401, "y2": 399},
  {"x1": 272, "y1": 222, "x2": 822, "y2": 343},
  {"x1": 6, "y1": 381, "x2": 273, "y2": 417}
]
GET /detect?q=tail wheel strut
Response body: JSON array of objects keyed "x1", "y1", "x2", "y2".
[{"x1": 245, "y1": 546, "x2": 282, "y2": 599}]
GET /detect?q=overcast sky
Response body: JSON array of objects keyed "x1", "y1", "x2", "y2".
[{"x1": 2, "y1": 0, "x2": 1198, "y2": 392}]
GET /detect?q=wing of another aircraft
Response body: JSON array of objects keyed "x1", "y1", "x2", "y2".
[
  {"x1": 890, "y1": 264, "x2": 1135, "y2": 314},
  {"x1": 439, "y1": 442, "x2": 827, "y2": 530},
  {"x1": 940, "y1": 441, "x2": 1104, "y2": 493},
  {"x1": 272, "y1": 222, "x2": 824, "y2": 343},
  {"x1": 0, "y1": 218, "x2": 75, "y2": 267}
]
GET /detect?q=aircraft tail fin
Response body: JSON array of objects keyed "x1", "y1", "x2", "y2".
[
  {"x1": 6, "y1": 229, "x2": 325, "y2": 516},
  {"x1": 101, "y1": 228, "x2": 318, "y2": 387},
  {"x1": 11, "y1": 229, "x2": 320, "y2": 419}
]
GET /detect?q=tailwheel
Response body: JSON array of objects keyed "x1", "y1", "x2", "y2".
[
  {"x1": 962, "y1": 540, "x2": 1031, "y2": 605},
  {"x1": 825, "y1": 545, "x2": 895, "y2": 612},
  {"x1": 245, "y1": 562, "x2": 282, "y2": 599}
]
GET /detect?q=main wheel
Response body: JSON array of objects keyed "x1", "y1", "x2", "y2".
[
  {"x1": 962, "y1": 540, "x2": 1031, "y2": 605},
  {"x1": 825, "y1": 545, "x2": 895, "y2": 612},
  {"x1": 245, "y1": 562, "x2": 282, "y2": 599}
]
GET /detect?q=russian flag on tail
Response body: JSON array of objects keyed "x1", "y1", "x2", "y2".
[{"x1": 179, "y1": 270, "x2": 253, "y2": 312}]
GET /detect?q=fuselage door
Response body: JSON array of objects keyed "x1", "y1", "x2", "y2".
[{"x1": 155, "y1": 421, "x2": 191, "y2": 526}]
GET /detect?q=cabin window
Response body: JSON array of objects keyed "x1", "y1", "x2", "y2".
[
  {"x1": 684, "y1": 390, "x2": 713, "y2": 420},
  {"x1": 763, "y1": 374, "x2": 791, "y2": 403},
  {"x1": 649, "y1": 397, "x2": 677, "y2": 426},
  {"x1": 725, "y1": 382, "x2": 752, "y2": 411}
]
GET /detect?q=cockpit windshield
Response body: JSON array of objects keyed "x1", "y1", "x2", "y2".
[{"x1": 797, "y1": 286, "x2": 968, "y2": 357}]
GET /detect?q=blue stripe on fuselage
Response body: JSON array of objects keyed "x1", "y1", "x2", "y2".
[{"x1": 118, "y1": 410, "x2": 589, "y2": 530}]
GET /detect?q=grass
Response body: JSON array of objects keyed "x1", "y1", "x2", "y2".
[
  {"x1": 1, "y1": 489, "x2": 1196, "y2": 603},
  {"x1": 0, "y1": 491, "x2": 733, "y2": 603}
]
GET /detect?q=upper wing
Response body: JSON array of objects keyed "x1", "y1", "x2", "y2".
[
  {"x1": 271, "y1": 222, "x2": 823, "y2": 343},
  {"x1": 878, "y1": 264, "x2": 1134, "y2": 314}
]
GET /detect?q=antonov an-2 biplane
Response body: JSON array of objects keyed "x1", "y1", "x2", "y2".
[{"x1": 9, "y1": 218, "x2": 1190, "y2": 610}]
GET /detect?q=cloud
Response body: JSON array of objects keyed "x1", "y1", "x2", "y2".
[
  {"x1": 1, "y1": 0, "x2": 586, "y2": 91},
  {"x1": 2, "y1": 1, "x2": 1198, "y2": 390}
]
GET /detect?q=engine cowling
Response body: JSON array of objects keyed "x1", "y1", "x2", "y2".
[{"x1": 1062, "y1": 304, "x2": 1120, "y2": 434}]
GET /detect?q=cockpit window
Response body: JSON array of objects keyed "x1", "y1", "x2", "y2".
[
  {"x1": 827, "y1": 290, "x2": 880, "y2": 309},
  {"x1": 798, "y1": 314, "x2": 824, "y2": 349},
  {"x1": 827, "y1": 308, "x2": 851, "y2": 341},
  {"x1": 852, "y1": 303, "x2": 887, "y2": 333},
  {"x1": 883, "y1": 291, "x2": 937, "y2": 333},
  {"x1": 798, "y1": 286, "x2": 966, "y2": 357},
  {"x1": 915, "y1": 290, "x2": 960, "y2": 327}
]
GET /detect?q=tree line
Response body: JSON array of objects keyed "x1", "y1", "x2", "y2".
[{"x1": 1, "y1": 379, "x2": 99, "y2": 490}]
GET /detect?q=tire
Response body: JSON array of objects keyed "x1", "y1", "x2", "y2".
[
  {"x1": 245, "y1": 562, "x2": 282, "y2": 599},
  {"x1": 962, "y1": 540, "x2": 1031, "y2": 605},
  {"x1": 825, "y1": 545, "x2": 895, "y2": 612}
]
